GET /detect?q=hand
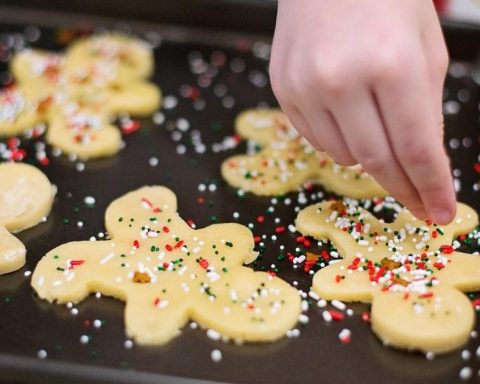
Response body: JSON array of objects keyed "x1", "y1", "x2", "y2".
[{"x1": 270, "y1": 0, "x2": 455, "y2": 224}]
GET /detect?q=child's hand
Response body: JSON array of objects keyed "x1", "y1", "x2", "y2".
[{"x1": 270, "y1": 0, "x2": 455, "y2": 224}]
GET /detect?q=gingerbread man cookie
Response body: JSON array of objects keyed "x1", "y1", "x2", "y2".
[
  {"x1": 1, "y1": 33, "x2": 161, "y2": 159},
  {"x1": 65, "y1": 33, "x2": 154, "y2": 80},
  {"x1": 222, "y1": 109, "x2": 386, "y2": 198},
  {"x1": 296, "y1": 199, "x2": 480, "y2": 353},
  {"x1": 0, "y1": 162, "x2": 56, "y2": 274},
  {"x1": 32, "y1": 186, "x2": 301, "y2": 345}
]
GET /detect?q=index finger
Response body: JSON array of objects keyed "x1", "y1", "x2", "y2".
[{"x1": 374, "y1": 53, "x2": 456, "y2": 224}]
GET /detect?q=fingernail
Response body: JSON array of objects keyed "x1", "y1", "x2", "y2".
[{"x1": 431, "y1": 207, "x2": 454, "y2": 225}]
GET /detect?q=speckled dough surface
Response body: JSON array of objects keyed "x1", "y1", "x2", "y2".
[
  {"x1": 1, "y1": 34, "x2": 161, "y2": 159},
  {"x1": 0, "y1": 162, "x2": 55, "y2": 274},
  {"x1": 295, "y1": 199, "x2": 480, "y2": 353},
  {"x1": 222, "y1": 109, "x2": 386, "y2": 198},
  {"x1": 32, "y1": 186, "x2": 301, "y2": 345}
]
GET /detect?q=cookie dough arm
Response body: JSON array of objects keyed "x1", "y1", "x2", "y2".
[{"x1": 0, "y1": 226, "x2": 26, "y2": 275}]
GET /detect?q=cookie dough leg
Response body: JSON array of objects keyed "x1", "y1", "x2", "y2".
[
  {"x1": 124, "y1": 289, "x2": 189, "y2": 345},
  {"x1": 0, "y1": 226, "x2": 26, "y2": 275},
  {"x1": 371, "y1": 287, "x2": 475, "y2": 353},
  {"x1": 192, "y1": 269, "x2": 301, "y2": 342}
]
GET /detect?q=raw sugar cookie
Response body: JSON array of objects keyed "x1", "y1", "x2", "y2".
[
  {"x1": 295, "y1": 199, "x2": 480, "y2": 353},
  {"x1": 0, "y1": 85, "x2": 49, "y2": 137},
  {"x1": 46, "y1": 103, "x2": 122, "y2": 159},
  {"x1": 32, "y1": 186, "x2": 301, "y2": 345},
  {"x1": 0, "y1": 33, "x2": 161, "y2": 159},
  {"x1": 0, "y1": 162, "x2": 56, "y2": 274},
  {"x1": 222, "y1": 109, "x2": 386, "y2": 198},
  {"x1": 65, "y1": 33, "x2": 154, "y2": 80}
]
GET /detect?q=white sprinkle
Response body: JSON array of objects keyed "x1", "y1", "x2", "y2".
[
  {"x1": 71, "y1": 308, "x2": 79, "y2": 315},
  {"x1": 322, "y1": 310, "x2": 332, "y2": 322},
  {"x1": 207, "y1": 329, "x2": 221, "y2": 340},
  {"x1": 93, "y1": 319, "x2": 102, "y2": 328},
  {"x1": 124, "y1": 339, "x2": 134, "y2": 349},
  {"x1": 211, "y1": 349, "x2": 222, "y2": 362},
  {"x1": 298, "y1": 314, "x2": 309, "y2": 324},
  {"x1": 190, "y1": 322, "x2": 198, "y2": 329},
  {"x1": 149, "y1": 157, "x2": 159, "y2": 166},
  {"x1": 317, "y1": 299, "x2": 327, "y2": 308},
  {"x1": 331, "y1": 300, "x2": 346, "y2": 311},
  {"x1": 152, "y1": 111, "x2": 165, "y2": 125},
  {"x1": 100, "y1": 252, "x2": 115, "y2": 265},
  {"x1": 24, "y1": 270, "x2": 31, "y2": 277},
  {"x1": 84, "y1": 196, "x2": 95, "y2": 206},
  {"x1": 308, "y1": 290, "x2": 320, "y2": 301},
  {"x1": 461, "y1": 349, "x2": 471, "y2": 360},
  {"x1": 301, "y1": 300, "x2": 309, "y2": 312},
  {"x1": 37, "y1": 349, "x2": 47, "y2": 359},
  {"x1": 163, "y1": 95, "x2": 178, "y2": 109},
  {"x1": 426, "y1": 351, "x2": 435, "y2": 360},
  {"x1": 459, "y1": 366, "x2": 472, "y2": 380},
  {"x1": 80, "y1": 335, "x2": 89, "y2": 344}
]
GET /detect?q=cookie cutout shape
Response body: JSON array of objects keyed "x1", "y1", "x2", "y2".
[
  {"x1": 32, "y1": 186, "x2": 301, "y2": 345},
  {"x1": 296, "y1": 199, "x2": 480, "y2": 353},
  {"x1": 0, "y1": 162, "x2": 56, "y2": 274},
  {"x1": 65, "y1": 33, "x2": 154, "y2": 80},
  {"x1": 1, "y1": 33, "x2": 161, "y2": 159},
  {"x1": 222, "y1": 109, "x2": 386, "y2": 198}
]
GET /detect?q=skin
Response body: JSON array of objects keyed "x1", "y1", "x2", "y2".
[{"x1": 270, "y1": 0, "x2": 456, "y2": 224}]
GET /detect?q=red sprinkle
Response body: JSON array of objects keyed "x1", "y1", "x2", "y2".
[
  {"x1": 440, "y1": 245, "x2": 454, "y2": 254},
  {"x1": 361, "y1": 312, "x2": 370, "y2": 322},
  {"x1": 69, "y1": 260, "x2": 85, "y2": 269},
  {"x1": 121, "y1": 120, "x2": 141, "y2": 135},
  {"x1": 275, "y1": 226, "x2": 285, "y2": 234},
  {"x1": 198, "y1": 258, "x2": 209, "y2": 269},
  {"x1": 329, "y1": 310, "x2": 345, "y2": 322},
  {"x1": 419, "y1": 292, "x2": 434, "y2": 299},
  {"x1": 133, "y1": 240, "x2": 140, "y2": 249}
]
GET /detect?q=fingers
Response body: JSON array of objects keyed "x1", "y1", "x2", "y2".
[
  {"x1": 375, "y1": 51, "x2": 456, "y2": 224},
  {"x1": 296, "y1": 100, "x2": 357, "y2": 166},
  {"x1": 283, "y1": 104, "x2": 325, "y2": 152},
  {"x1": 328, "y1": 88, "x2": 427, "y2": 218}
]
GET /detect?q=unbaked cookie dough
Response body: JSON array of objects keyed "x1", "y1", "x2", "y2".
[
  {"x1": 0, "y1": 162, "x2": 56, "y2": 274},
  {"x1": 65, "y1": 33, "x2": 154, "y2": 80},
  {"x1": 222, "y1": 109, "x2": 386, "y2": 198},
  {"x1": 32, "y1": 186, "x2": 301, "y2": 345},
  {"x1": 1, "y1": 33, "x2": 161, "y2": 159},
  {"x1": 295, "y1": 199, "x2": 480, "y2": 353}
]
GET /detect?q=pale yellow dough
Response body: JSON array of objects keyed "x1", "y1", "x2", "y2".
[
  {"x1": 222, "y1": 109, "x2": 386, "y2": 198},
  {"x1": 295, "y1": 199, "x2": 480, "y2": 353},
  {"x1": 0, "y1": 163, "x2": 55, "y2": 274},
  {"x1": 32, "y1": 186, "x2": 301, "y2": 345},
  {"x1": 65, "y1": 33, "x2": 154, "y2": 80},
  {"x1": 0, "y1": 33, "x2": 161, "y2": 159}
]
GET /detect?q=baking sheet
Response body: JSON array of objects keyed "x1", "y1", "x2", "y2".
[{"x1": 0, "y1": 10, "x2": 479, "y2": 384}]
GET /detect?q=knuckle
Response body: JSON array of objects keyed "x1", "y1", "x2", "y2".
[
  {"x1": 371, "y1": 48, "x2": 409, "y2": 82},
  {"x1": 312, "y1": 60, "x2": 349, "y2": 97},
  {"x1": 356, "y1": 150, "x2": 389, "y2": 175},
  {"x1": 395, "y1": 140, "x2": 433, "y2": 166}
]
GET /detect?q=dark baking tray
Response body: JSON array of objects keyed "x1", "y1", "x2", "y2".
[{"x1": 0, "y1": 3, "x2": 479, "y2": 384}]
